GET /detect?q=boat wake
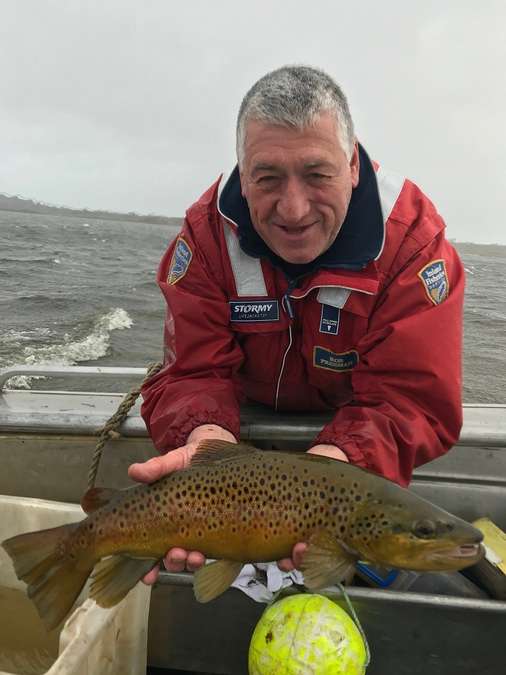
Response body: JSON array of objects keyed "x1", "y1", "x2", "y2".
[{"x1": 1, "y1": 308, "x2": 133, "y2": 389}]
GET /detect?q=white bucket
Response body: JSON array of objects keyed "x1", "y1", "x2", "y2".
[{"x1": 0, "y1": 495, "x2": 151, "y2": 675}]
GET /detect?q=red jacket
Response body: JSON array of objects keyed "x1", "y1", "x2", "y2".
[{"x1": 141, "y1": 148, "x2": 464, "y2": 486}]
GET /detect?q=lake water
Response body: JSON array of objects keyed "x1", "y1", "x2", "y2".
[{"x1": 1, "y1": 210, "x2": 505, "y2": 403}]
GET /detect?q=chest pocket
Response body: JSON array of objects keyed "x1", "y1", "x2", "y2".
[{"x1": 304, "y1": 288, "x2": 376, "y2": 388}]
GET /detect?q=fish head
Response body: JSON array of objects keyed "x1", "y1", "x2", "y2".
[{"x1": 347, "y1": 493, "x2": 484, "y2": 572}]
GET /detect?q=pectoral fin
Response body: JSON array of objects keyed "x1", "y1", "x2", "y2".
[
  {"x1": 193, "y1": 559, "x2": 243, "y2": 602},
  {"x1": 300, "y1": 530, "x2": 357, "y2": 590},
  {"x1": 90, "y1": 555, "x2": 158, "y2": 607}
]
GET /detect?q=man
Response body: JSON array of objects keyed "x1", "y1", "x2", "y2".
[{"x1": 129, "y1": 65, "x2": 464, "y2": 583}]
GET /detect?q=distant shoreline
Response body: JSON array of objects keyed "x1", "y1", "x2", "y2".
[
  {"x1": 0, "y1": 193, "x2": 181, "y2": 226},
  {"x1": 0, "y1": 194, "x2": 503, "y2": 250}
]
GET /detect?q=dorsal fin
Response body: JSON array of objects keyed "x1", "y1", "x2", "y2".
[
  {"x1": 81, "y1": 487, "x2": 121, "y2": 514},
  {"x1": 190, "y1": 440, "x2": 256, "y2": 467}
]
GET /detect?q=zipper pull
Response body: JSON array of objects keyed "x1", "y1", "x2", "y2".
[
  {"x1": 283, "y1": 293, "x2": 294, "y2": 319},
  {"x1": 283, "y1": 278, "x2": 297, "y2": 320}
]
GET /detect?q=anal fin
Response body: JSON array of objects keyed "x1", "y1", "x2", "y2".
[
  {"x1": 193, "y1": 559, "x2": 243, "y2": 602},
  {"x1": 300, "y1": 530, "x2": 357, "y2": 590},
  {"x1": 90, "y1": 555, "x2": 158, "y2": 607}
]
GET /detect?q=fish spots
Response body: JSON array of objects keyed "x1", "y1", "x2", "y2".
[{"x1": 92, "y1": 453, "x2": 381, "y2": 555}]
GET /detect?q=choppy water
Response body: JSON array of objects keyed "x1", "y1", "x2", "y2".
[{"x1": 1, "y1": 210, "x2": 505, "y2": 402}]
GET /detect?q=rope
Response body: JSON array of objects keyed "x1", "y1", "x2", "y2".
[
  {"x1": 335, "y1": 581, "x2": 371, "y2": 668},
  {"x1": 86, "y1": 361, "x2": 163, "y2": 490}
]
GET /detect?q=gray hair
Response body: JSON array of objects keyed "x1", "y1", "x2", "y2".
[{"x1": 236, "y1": 65, "x2": 355, "y2": 167}]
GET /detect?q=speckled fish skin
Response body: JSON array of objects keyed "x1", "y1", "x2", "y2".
[
  {"x1": 78, "y1": 442, "x2": 483, "y2": 569},
  {"x1": 2, "y1": 441, "x2": 484, "y2": 629}
]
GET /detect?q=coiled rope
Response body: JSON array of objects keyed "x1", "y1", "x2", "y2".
[{"x1": 87, "y1": 361, "x2": 163, "y2": 489}]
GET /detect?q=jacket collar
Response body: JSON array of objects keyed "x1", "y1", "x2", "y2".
[{"x1": 218, "y1": 143, "x2": 384, "y2": 280}]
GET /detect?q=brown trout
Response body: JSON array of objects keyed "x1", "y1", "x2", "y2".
[{"x1": 2, "y1": 440, "x2": 484, "y2": 629}]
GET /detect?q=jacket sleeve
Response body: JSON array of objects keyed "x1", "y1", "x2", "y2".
[
  {"x1": 140, "y1": 218, "x2": 244, "y2": 452},
  {"x1": 314, "y1": 234, "x2": 465, "y2": 486}
]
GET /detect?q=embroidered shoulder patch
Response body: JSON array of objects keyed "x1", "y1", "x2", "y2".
[
  {"x1": 417, "y1": 259, "x2": 449, "y2": 305},
  {"x1": 167, "y1": 237, "x2": 192, "y2": 285}
]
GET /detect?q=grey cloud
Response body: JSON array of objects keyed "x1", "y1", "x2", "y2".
[{"x1": 0, "y1": 0, "x2": 504, "y2": 242}]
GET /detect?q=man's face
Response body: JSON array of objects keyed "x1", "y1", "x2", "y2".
[{"x1": 239, "y1": 112, "x2": 360, "y2": 264}]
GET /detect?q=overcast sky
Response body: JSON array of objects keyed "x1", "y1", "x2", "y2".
[{"x1": 1, "y1": 1, "x2": 505, "y2": 243}]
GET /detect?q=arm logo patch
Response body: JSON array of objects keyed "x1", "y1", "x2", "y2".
[
  {"x1": 418, "y1": 259, "x2": 449, "y2": 305},
  {"x1": 313, "y1": 347, "x2": 359, "y2": 372},
  {"x1": 167, "y1": 237, "x2": 192, "y2": 285}
]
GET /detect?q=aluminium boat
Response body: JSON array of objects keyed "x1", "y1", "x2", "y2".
[{"x1": 1, "y1": 365, "x2": 505, "y2": 675}]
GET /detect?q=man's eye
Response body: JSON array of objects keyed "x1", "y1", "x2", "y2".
[
  {"x1": 309, "y1": 173, "x2": 329, "y2": 180},
  {"x1": 257, "y1": 176, "x2": 278, "y2": 184}
]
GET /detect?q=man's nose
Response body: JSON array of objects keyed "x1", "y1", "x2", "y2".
[{"x1": 276, "y1": 179, "x2": 311, "y2": 224}]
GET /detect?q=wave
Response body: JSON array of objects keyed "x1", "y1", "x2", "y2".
[
  {"x1": 3, "y1": 308, "x2": 133, "y2": 389},
  {"x1": 2, "y1": 327, "x2": 54, "y2": 346},
  {"x1": 0, "y1": 256, "x2": 55, "y2": 264}
]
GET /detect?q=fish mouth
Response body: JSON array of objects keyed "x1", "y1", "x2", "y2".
[{"x1": 431, "y1": 542, "x2": 484, "y2": 562}]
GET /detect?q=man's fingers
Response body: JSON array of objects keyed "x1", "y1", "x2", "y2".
[
  {"x1": 277, "y1": 557, "x2": 295, "y2": 572},
  {"x1": 164, "y1": 547, "x2": 188, "y2": 573},
  {"x1": 277, "y1": 543, "x2": 308, "y2": 572},
  {"x1": 128, "y1": 451, "x2": 184, "y2": 483},
  {"x1": 142, "y1": 564, "x2": 160, "y2": 585},
  {"x1": 292, "y1": 542, "x2": 307, "y2": 569},
  {"x1": 186, "y1": 551, "x2": 206, "y2": 572}
]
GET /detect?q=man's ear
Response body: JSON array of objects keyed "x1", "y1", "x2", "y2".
[{"x1": 350, "y1": 142, "x2": 360, "y2": 188}]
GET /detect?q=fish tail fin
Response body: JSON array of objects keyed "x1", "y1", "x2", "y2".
[{"x1": 2, "y1": 523, "x2": 94, "y2": 630}]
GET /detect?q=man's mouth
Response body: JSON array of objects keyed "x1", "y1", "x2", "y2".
[{"x1": 276, "y1": 222, "x2": 316, "y2": 236}]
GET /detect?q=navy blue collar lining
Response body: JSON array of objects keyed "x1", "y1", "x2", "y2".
[{"x1": 218, "y1": 143, "x2": 384, "y2": 280}]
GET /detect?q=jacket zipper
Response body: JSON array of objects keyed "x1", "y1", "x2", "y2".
[
  {"x1": 274, "y1": 281, "x2": 371, "y2": 410},
  {"x1": 274, "y1": 281, "x2": 297, "y2": 411}
]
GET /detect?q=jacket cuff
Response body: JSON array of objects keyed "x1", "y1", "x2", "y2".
[
  {"x1": 163, "y1": 410, "x2": 241, "y2": 452},
  {"x1": 313, "y1": 428, "x2": 370, "y2": 471}
]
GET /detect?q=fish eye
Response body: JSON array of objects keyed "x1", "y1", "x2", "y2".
[{"x1": 413, "y1": 519, "x2": 437, "y2": 539}]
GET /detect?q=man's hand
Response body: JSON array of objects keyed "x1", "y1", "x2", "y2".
[
  {"x1": 277, "y1": 444, "x2": 348, "y2": 572},
  {"x1": 128, "y1": 424, "x2": 236, "y2": 584},
  {"x1": 307, "y1": 444, "x2": 349, "y2": 462}
]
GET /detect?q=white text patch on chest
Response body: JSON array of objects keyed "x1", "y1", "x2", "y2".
[{"x1": 230, "y1": 300, "x2": 280, "y2": 322}]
